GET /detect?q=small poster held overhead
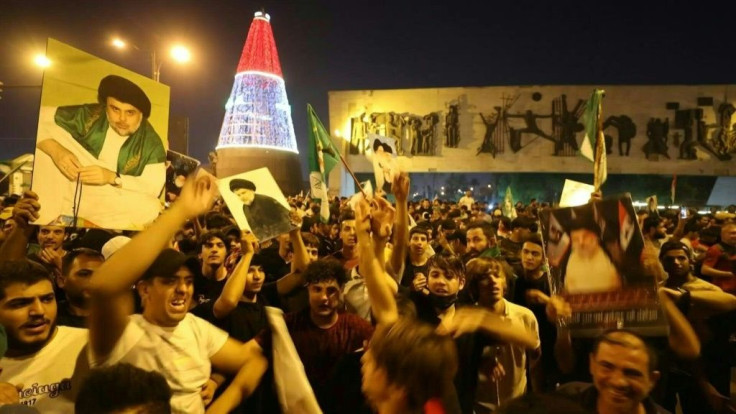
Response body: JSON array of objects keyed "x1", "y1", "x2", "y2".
[
  {"x1": 218, "y1": 167, "x2": 297, "y2": 242},
  {"x1": 366, "y1": 134, "x2": 398, "y2": 195},
  {"x1": 559, "y1": 179, "x2": 596, "y2": 207},
  {"x1": 165, "y1": 150, "x2": 200, "y2": 203},
  {"x1": 540, "y1": 195, "x2": 667, "y2": 337}
]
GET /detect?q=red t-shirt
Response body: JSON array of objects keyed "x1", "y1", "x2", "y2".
[
  {"x1": 703, "y1": 242, "x2": 736, "y2": 293},
  {"x1": 256, "y1": 310, "x2": 373, "y2": 410}
]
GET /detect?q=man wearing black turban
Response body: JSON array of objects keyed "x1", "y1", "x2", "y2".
[
  {"x1": 229, "y1": 178, "x2": 292, "y2": 241},
  {"x1": 35, "y1": 74, "x2": 166, "y2": 229}
]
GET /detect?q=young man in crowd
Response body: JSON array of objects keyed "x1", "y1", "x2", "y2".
[
  {"x1": 465, "y1": 257, "x2": 541, "y2": 412},
  {"x1": 56, "y1": 247, "x2": 105, "y2": 328},
  {"x1": 512, "y1": 235, "x2": 559, "y2": 391},
  {"x1": 331, "y1": 210, "x2": 360, "y2": 271},
  {"x1": 87, "y1": 175, "x2": 267, "y2": 414},
  {"x1": 0, "y1": 191, "x2": 88, "y2": 412},
  {"x1": 193, "y1": 230, "x2": 230, "y2": 305},
  {"x1": 75, "y1": 363, "x2": 172, "y2": 414},
  {"x1": 465, "y1": 220, "x2": 500, "y2": 261},
  {"x1": 498, "y1": 216, "x2": 537, "y2": 269},
  {"x1": 250, "y1": 258, "x2": 375, "y2": 413},
  {"x1": 700, "y1": 222, "x2": 736, "y2": 294},
  {"x1": 642, "y1": 216, "x2": 668, "y2": 251},
  {"x1": 401, "y1": 226, "x2": 432, "y2": 291},
  {"x1": 34, "y1": 225, "x2": 67, "y2": 276}
]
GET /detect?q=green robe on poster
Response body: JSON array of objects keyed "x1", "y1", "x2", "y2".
[{"x1": 54, "y1": 103, "x2": 165, "y2": 176}]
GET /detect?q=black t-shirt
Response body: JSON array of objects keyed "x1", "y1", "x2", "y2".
[
  {"x1": 56, "y1": 300, "x2": 86, "y2": 328},
  {"x1": 409, "y1": 291, "x2": 490, "y2": 414},
  {"x1": 401, "y1": 255, "x2": 430, "y2": 288}
]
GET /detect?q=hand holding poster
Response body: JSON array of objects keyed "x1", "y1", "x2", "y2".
[
  {"x1": 218, "y1": 167, "x2": 297, "y2": 242},
  {"x1": 540, "y1": 195, "x2": 667, "y2": 337},
  {"x1": 31, "y1": 39, "x2": 169, "y2": 230},
  {"x1": 165, "y1": 150, "x2": 200, "y2": 203}
]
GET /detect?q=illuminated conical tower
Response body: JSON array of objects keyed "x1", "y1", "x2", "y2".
[{"x1": 216, "y1": 11, "x2": 301, "y2": 193}]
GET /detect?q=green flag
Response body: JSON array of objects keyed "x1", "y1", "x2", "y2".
[
  {"x1": 503, "y1": 186, "x2": 517, "y2": 219},
  {"x1": 580, "y1": 89, "x2": 607, "y2": 188},
  {"x1": 307, "y1": 104, "x2": 339, "y2": 222}
]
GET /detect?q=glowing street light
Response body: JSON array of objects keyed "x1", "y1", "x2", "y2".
[
  {"x1": 170, "y1": 45, "x2": 191, "y2": 63},
  {"x1": 34, "y1": 54, "x2": 51, "y2": 68},
  {"x1": 110, "y1": 37, "x2": 191, "y2": 82},
  {"x1": 111, "y1": 38, "x2": 126, "y2": 49}
]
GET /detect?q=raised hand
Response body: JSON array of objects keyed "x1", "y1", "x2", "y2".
[
  {"x1": 241, "y1": 231, "x2": 259, "y2": 256},
  {"x1": 174, "y1": 175, "x2": 218, "y2": 219},
  {"x1": 11, "y1": 191, "x2": 40, "y2": 228},
  {"x1": 370, "y1": 196, "x2": 395, "y2": 239},
  {"x1": 545, "y1": 295, "x2": 572, "y2": 323},
  {"x1": 354, "y1": 197, "x2": 373, "y2": 240},
  {"x1": 51, "y1": 144, "x2": 82, "y2": 181},
  {"x1": 391, "y1": 171, "x2": 409, "y2": 202}
]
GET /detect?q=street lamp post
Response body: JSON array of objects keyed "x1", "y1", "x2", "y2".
[{"x1": 111, "y1": 38, "x2": 190, "y2": 83}]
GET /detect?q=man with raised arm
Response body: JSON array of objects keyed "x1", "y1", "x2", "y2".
[{"x1": 87, "y1": 175, "x2": 267, "y2": 414}]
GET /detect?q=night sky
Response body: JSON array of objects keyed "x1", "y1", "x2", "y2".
[{"x1": 2, "y1": 0, "x2": 734, "y2": 180}]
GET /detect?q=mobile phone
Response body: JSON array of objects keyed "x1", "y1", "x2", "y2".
[{"x1": 680, "y1": 208, "x2": 687, "y2": 219}]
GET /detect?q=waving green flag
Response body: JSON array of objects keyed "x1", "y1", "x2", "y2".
[
  {"x1": 580, "y1": 89, "x2": 607, "y2": 189},
  {"x1": 307, "y1": 104, "x2": 339, "y2": 222}
]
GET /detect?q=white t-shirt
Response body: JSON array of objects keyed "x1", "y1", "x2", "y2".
[
  {"x1": 0, "y1": 326, "x2": 88, "y2": 414},
  {"x1": 476, "y1": 300, "x2": 540, "y2": 410},
  {"x1": 90, "y1": 313, "x2": 229, "y2": 414}
]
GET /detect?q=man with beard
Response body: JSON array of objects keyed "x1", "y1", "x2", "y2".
[
  {"x1": 88, "y1": 175, "x2": 268, "y2": 414},
  {"x1": 0, "y1": 194, "x2": 88, "y2": 412},
  {"x1": 229, "y1": 179, "x2": 292, "y2": 242},
  {"x1": 465, "y1": 257, "x2": 541, "y2": 412},
  {"x1": 34, "y1": 225, "x2": 66, "y2": 276},
  {"x1": 35, "y1": 75, "x2": 166, "y2": 229},
  {"x1": 465, "y1": 221, "x2": 500, "y2": 260},
  {"x1": 56, "y1": 247, "x2": 105, "y2": 328},
  {"x1": 642, "y1": 216, "x2": 668, "y2": 251},
  {"x1": 401, "y1": 226, "x2": 432, "y2": 292},
  {"x1": 193, "y1": 230, "x2": 229, "y2": 305},
  {"x1": 564, "y1": 216, "x2": 622, "y2": 294}
]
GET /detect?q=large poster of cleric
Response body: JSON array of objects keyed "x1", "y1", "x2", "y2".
[
  {"x1": 218, "y1": 167, "x2": 297, "y2": 242},
  {"x1": 540, "y1": 196, "x2": 667, "y2": 337},
  {"x1": 31, "y1": 38, "x2": 169, "y2": 230}
]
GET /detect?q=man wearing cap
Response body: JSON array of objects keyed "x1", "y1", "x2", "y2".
[
  {"x1": 88, "y1": 175, "x2": 267, "y2": 414},
  {"x1": 229, "y1": 178, "x2": 292, "y2": 241},
  {"x1": 34, "y1": 74, "x2": 165, "y2": 229}
]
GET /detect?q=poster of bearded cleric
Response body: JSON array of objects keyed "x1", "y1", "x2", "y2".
[
  {"x1": 31, "y1": 38, "x2": 169, "y2": 230},
  {"x1": 218, "y1": 168, "x2": 297, "y2": 242},
  {"x1": 540, "y1": 196, "x2": 667, "y2": 337}
]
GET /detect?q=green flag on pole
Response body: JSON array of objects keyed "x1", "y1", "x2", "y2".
[
  {"x1": 307, "y1": 104, "x2": 339, "y2": 222},
  {"x1": 580, "y1": 89, "x2": 607, "y2": 189}
]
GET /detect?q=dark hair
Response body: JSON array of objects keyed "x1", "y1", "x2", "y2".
[
  {"x1": 0, "y1": 261, "x2": 53, "y2": 301},
  {"x1": 658, "y1": 240, "x2": 692, "y2": 261},
  {"x1": 198, "y1": 230, "x2": 229, "y2": 255},
  {"x1": 466, "y1": 220, "x2": 495, "y2": 242},
  {"x1": 75, "y1": 363, "x2": 172, "y2": 413},
  {"x1": 370, "y1": 319, "x2": 457, "y2": 411},
  {"x1": 62, "y1": 248, "x2": 105, "y2": 277},
  {"x1": 642, "y1": 216, "x2": 662, "y2": 233},
  {"x1": 440, "y1": 219, "x2": 456, "y2": 231},
  {"x1": 339, "y1": 210, "x2": 356, "y2": 224},
  {"x1": 511, "y1": 216, "x2": 537, "y2": 231},
  {"x1": 409, "y1": 226, "x2": 429, "y2": 239},
  {"x1": 204, "y1": 212, "x2": 232, "y2": 230},
  {"x1": 304, "y1": 258, "x2": 348, "y2": 286},
  {"x1": 426, "y1": 253, "x2": 465, "y2": 281},
  {"x1": 301, "y1": 232, "x2": 320, "y2": 249},
  {"x1": 522, "y1": 234, "x2": 544, "y2": 249},
  {"x1": 591, "y1": 329, "x2": 658, "y2": 373}
]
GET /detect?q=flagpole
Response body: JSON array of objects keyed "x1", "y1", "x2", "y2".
[
  {"x1": 335, "y1": 150, "x2": 368, "y2": 198},
  {"x1": 593, "y1": 94, "x2": 605, "y2": 192}
]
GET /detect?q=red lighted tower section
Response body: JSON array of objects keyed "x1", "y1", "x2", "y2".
[{"x1": 216, "y1": 11, "x2": 302, "y2": 194}]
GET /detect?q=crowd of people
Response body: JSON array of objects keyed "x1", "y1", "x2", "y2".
[{"x1": 0, "y1": 172, "x2": 734, "y2": 414}]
